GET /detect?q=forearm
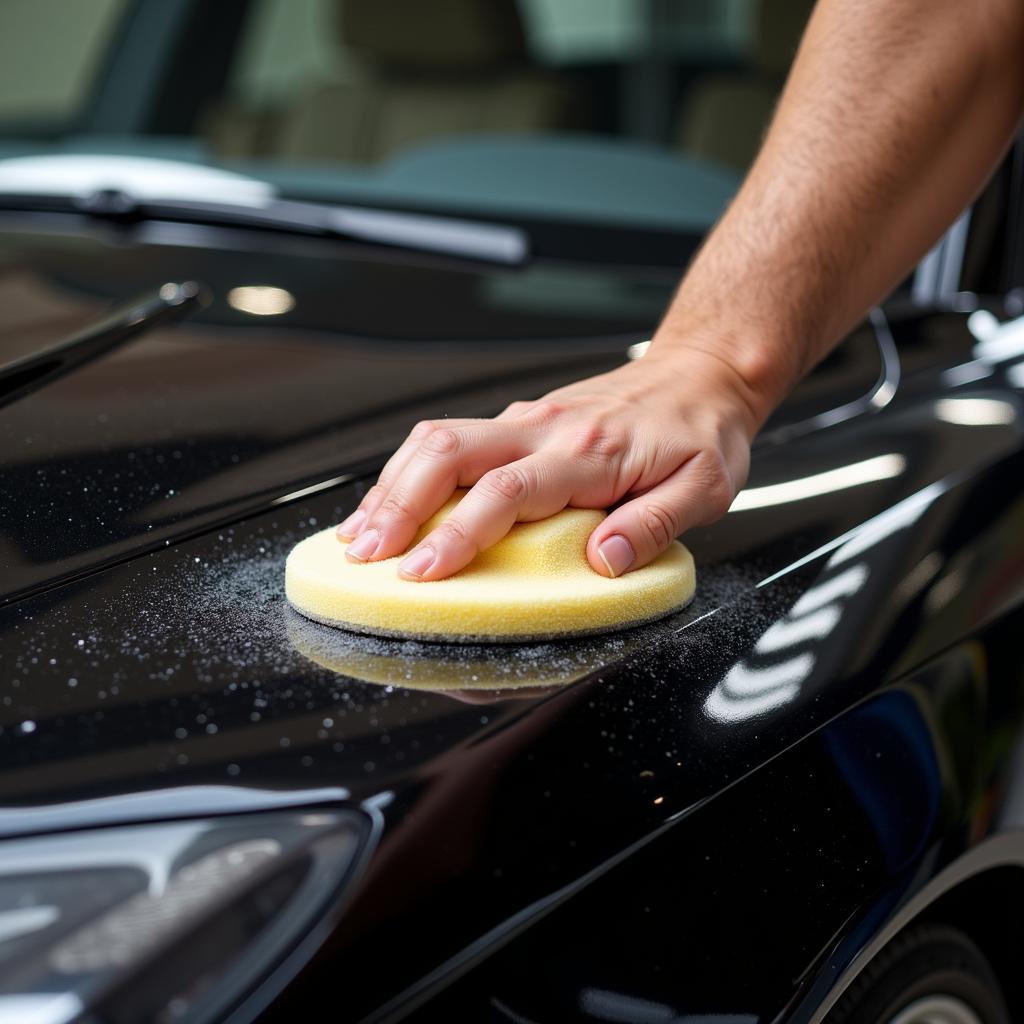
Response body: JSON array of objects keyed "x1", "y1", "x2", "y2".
[
  {"x1": 344, "y1": 0, "x2": 1024, "y2": 580},
  {"x1": 652, "y1": 0, "x2": 1024, "y2": 424}
]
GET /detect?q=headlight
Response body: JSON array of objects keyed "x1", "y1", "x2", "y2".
[{"x1": 0, "y1": 809, "x2": 369, "y2": 1023}]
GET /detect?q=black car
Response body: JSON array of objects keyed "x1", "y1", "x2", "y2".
[{"x1": 2, "y1": 1, "x2": 1024, "y2": 1022}]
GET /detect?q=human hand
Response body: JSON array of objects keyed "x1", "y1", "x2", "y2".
[{"x1": 335, "y1": 345, "x2": 767, "y2": 580}]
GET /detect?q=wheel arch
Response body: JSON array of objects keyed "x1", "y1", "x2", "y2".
[
  {"x1": 911, "y1": 864, "x2": 1024, "y2": 1019},
  {"x1": 803, "y1": 832, "x2": 1024, "y2": 1023}
]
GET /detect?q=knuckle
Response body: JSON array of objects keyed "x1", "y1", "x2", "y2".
[
  {"x1": 409, "y1": 419, "x2": 436, "y2": 441},
  {"x1": 435, "y1": 518, "x2": 473, "y2": 549},
  {"x1": 480, "y1": 465, "x2": 529, "y2": 503},
  {"x1": 705, "y1": 478, "x2": 735, "y2": 519},
  {"x1": 364, "y1": 483, "x2": 389, "y2": 503},
  {"x1": 421, "y1": 427, "x2": 461, "y2": 459},
  {"x1": 640, "y1": 501, "x2": 681, "y2": 549},
  {"x1": 571, "y1": 423, "x2": 625, "y2": 460},
  {"x1": 524, "y1": 399, "x2": 565, "y2": 424},
  {"x1": 693, "y1": 451, "x2": 735, "y2": 518},
  {"x1": 377, "y1": 492, "x2": 416, "y2": 522}
]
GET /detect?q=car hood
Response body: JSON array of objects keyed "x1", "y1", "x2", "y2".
[{"x1": 3, "y1": 213, "x2": 1024, "y2": 1018}]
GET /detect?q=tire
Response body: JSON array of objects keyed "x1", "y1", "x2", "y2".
[{"x1": 826, "y1": 924, "x2": 1010, "y2": 1024}]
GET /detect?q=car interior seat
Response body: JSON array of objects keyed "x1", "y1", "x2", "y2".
[
  {"x1": 675, "y1": 0, "x2": 815, "y2": 172},
  {"x1": 209, "y1": 0, "x2": 583, "y2": 165}
]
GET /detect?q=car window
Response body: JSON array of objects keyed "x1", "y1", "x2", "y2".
[
  {"x1": 0, "y1": 0, "x2": 128, "y2": 127},
  {"x1": 0, "y1": 0, "x2": 814, "y2": 231}
]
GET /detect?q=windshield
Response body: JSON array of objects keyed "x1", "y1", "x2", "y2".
[{"x1": 0, "y1": 0, "x2": 811, "y2": 230}]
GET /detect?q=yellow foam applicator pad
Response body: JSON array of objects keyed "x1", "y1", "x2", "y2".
[{"x1": 285, "y1": 493, "x2": 695, "y2": 642}]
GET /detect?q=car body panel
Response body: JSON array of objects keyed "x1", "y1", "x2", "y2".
[{"x1": 2, "y1": 208, "x2": 1024, "y2": 1020}]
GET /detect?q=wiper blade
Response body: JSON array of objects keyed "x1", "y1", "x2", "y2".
[
  {"x1": 148, "y1": 195, "x2": 529, "y2": 265},
  {"x1": 332, "y1": 204, "x2": 529, "y2": 264},
  {"x1": 0, "y1": 281, "x2": 205, "y2": 410},
  {"x1": 0, "y1": 190, "x2": 530, "y2": 265}
]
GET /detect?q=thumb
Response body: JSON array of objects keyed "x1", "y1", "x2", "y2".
[{"x1": 586, "y1": 456, "x2": 735, "y2": 576}]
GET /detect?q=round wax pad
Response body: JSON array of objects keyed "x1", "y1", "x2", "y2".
[{"x1": 285, "y1": 496, "x2": 696, "y2": 642}]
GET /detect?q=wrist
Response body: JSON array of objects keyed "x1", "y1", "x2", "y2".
[{"x1": 643, "y1": 327, "x2": 794, "y2": 437}]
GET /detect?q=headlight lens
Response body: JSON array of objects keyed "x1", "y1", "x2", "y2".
[{"x1": 0, "y1": 809, "x2": 368, "y2": 1023}]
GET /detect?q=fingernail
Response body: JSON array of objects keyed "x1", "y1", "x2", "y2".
[
  {"x1": 345, "y1": 528, "x2": 380, "y2": 562},
  {"x1": 399, "y1": 545, "x2": 436, "y2": 579},
  {"x1": 597, "y1": 535, "x2": 635, "y2": 578},
  {"x1": 336, "y1": 509, "x2": 366, "y2": 539}
]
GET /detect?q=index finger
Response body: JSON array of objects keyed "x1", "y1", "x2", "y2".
[
  {"x1": 397, "y1": 453, "x2": 576, "y2": 580},
  {"x1": 336, "y1": 418, "x2": 480, "y2": 539},
  {"x1": 349, "y1": 420, "x2": 534, "y2": 563}
]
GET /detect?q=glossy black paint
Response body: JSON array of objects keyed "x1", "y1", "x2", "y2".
[
  {"x1": 3, "y1": 202, "x2": 1024, "y2": 1022},
  {"x1": 0, "y1": 211, "x2": 881, "y2": 602}
]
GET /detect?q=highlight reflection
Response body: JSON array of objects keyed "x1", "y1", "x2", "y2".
[
  {"x1": 970, "y1": 308, "x2": 1024, "y2": 361},
  {"x1": 730, "y1": 454, "x2": 905, "y2": 511},
  {"x1": 227, "y1": 285, "x2": 295, "y2": 316},
  {"x1": 705, "y1": 564, "x2": 869, "y2": 723},
  {"x1": 934, "y1": 397, "x2": 1016, "y2": 426}
]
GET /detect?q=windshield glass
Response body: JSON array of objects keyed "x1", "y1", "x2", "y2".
[{"x1": 0, "y1": 0, "x2": 811, "y2": 230}]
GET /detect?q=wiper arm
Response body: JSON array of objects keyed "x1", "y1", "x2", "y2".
[
  {"x1": 332, "y1": 204, "x2": 529, "y2": 265},
  {"x1": 0, "y1": 281, "x2": 205, "y2": 410},
  {"x1": 0, "y1": 189, "x2": 530, "y2": 266},
  {"x1": 146, "y1": 196, "x2": 529, "y2": 265}
]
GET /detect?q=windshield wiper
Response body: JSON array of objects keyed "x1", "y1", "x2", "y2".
[
  {"x1": 0, "y1": 190, "x2": 530, "y2": 266},
  {"x1": 0, "y1": 281, "x2": 205, "y2": 410}
]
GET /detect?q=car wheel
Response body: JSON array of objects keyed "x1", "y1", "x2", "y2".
[{"x1": 826, "y1": 924, "x2": 1009, "y2": 1024}]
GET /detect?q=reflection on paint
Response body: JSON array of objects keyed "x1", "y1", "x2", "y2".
[
  {"x1": 730, "y1": 455, "x2": 905, "y2": 512},
  {"x1": 934, "y1": 397, "x2": 1016, "y2": 426},
  {"x1": 227, "y1": 285, "x2": 295, "y2": 316},
  {"x1": 789, "y1": 564, "x2": 869, "y2": 615},
  {"x1": 705, "y1": 564, "x2": 869, "y2": 723},
  {"x1": 0, "y1": 785, "x2": 349, "y2": 840},
  {"x1": 706, "y1": 653, "x2": 816, "y2": 722},
  {"x1": 924, "y1": 566, "x2": 966, "y2": 614},
  {"x1": 754, "y1": 606, "x2": 841, "y2": 654},
  {"x1": 971, "y1": 309, "x2": 1024, "y2": 361},
  {"x1": 967, "y1": 308, "x2": 1000, "y2": 344},
  {"x1": 285, "y1": 607, "x2": 639, "y2": 695},
  {"x1": 713, "y1": 480, "x2": 950, "y2": 723},
  {"x1": 709, "y1": 473, "x2": 950, "y2": 724},
  {"x1": 893, "y1": 551, "x2": 944, "y2": 605},
  {"x1": 1006, "y1": 362, "x2": 1024, "y2": 389},
  {"x1": 827, "y1": 483, "x2": 943, "y2": 568}
]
